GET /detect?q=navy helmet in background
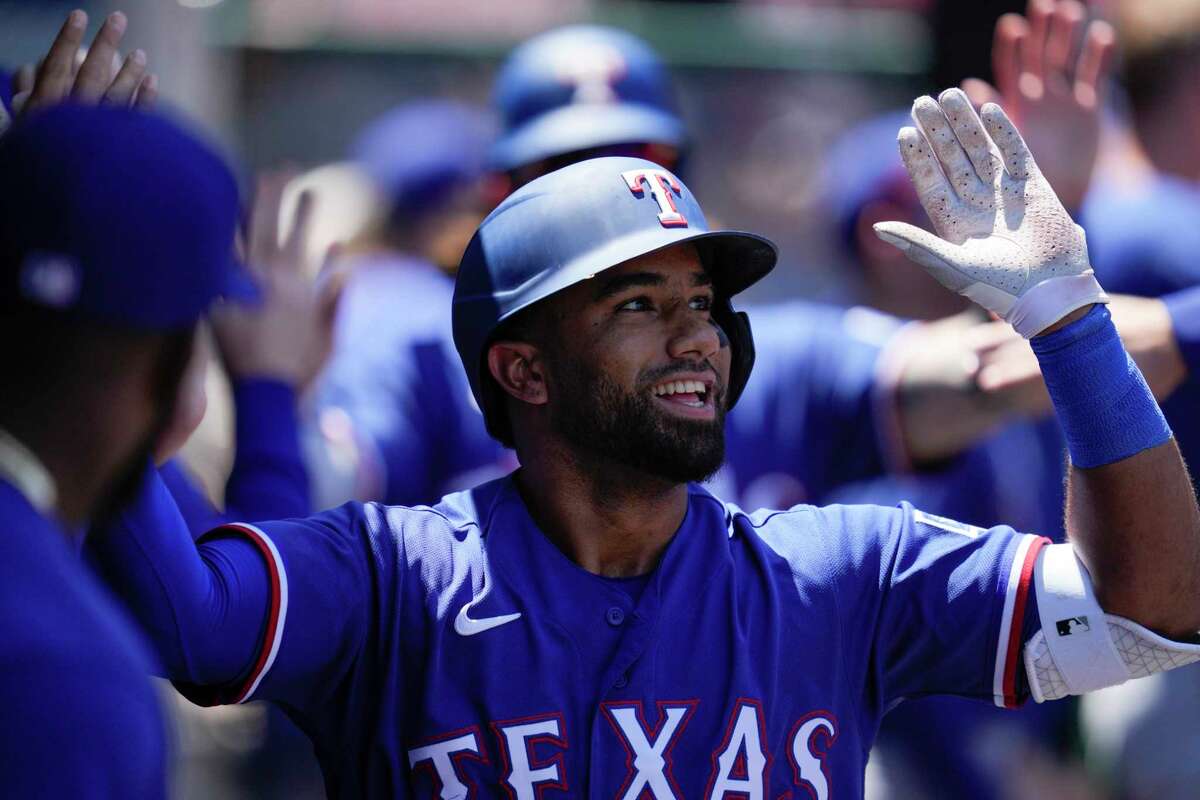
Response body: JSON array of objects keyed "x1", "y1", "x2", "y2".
[{"x1": 490, "y1": 25, "x2": 687, "y2": 176}]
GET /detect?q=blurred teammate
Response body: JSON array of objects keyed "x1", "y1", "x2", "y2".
[
  {"x1": 0, "y1": 22, "x2": 249, "y2": 792},
  {"x1": 306, "y1": 100, "x2": 510, "y2": 507}
]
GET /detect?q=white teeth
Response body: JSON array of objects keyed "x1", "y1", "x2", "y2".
[{"x1": 652, "y1": 379, "x2": 708, "y2": 398}]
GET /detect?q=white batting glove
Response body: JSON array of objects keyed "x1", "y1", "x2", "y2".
[{"x1": 874, "y1": 88, "x2": 1108, "y2": 338}]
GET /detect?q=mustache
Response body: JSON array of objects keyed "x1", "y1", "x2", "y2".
[{"x1": 639, "y1": 360, "x2": 724, "y2": 397}]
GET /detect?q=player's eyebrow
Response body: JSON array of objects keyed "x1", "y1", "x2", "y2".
[
  {"x1": 593, "y1": 269, "x2": 712, "y2": 300},
  {"x1": 593, "y1": 271, "x2": 665, "y2": 300}
]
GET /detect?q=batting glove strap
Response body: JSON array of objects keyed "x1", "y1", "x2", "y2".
[
  {"x1": 1023, "y1": 543, "x2": 1200, "y2": 703},
  {"x1": 1002, "y1": 271, "x2": 1109, "y2": 339}
]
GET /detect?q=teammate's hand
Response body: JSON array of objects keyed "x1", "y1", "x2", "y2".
[
  {"x1": 962, "y1": 0, "x2": 1114, "y2": 211},
  {"x1": 212, "y1": 173, "x2": 344, "y2": 390},
  {"x1": 975, "y1": 294, "x2": 1188, "y2": 404},
  {"x1": 874, "y1": 88, "x2": 1107, "y2": 338},
  {"x1": 3, "y1": 9, "x2": 158, "y2": 135}
]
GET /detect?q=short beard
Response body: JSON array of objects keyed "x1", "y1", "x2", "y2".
[{"x1": 550, "y1": 357, "x2": 726, "y2": 485}]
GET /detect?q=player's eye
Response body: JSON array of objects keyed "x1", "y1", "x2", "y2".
[
  {"x1": 689, "y1": 294, "x2": 713, "y2": 312},
  {"x1": 617, "y1": 296, "x2": 652, "y2": 312}
]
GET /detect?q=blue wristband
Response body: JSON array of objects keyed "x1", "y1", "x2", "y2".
[{"x1": 1031, "y1": 304, "x2": 1172, "y2": 468}]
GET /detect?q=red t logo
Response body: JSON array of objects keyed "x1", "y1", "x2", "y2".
[{"x1": 622, "y1": 169, "x2": 688, "y2": 228}]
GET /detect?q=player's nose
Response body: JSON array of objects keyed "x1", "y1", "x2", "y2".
[{"x1": 666, "y1": 310, "x2": 721, "y2": 363}]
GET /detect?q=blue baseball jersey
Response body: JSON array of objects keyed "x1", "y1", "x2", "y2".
[
  {"x1": 0, "y1": 479, "x2": 168, "y2": 797},
  {"x1": 100, "y1": 468, "x2": 1048, "y2": 797}
]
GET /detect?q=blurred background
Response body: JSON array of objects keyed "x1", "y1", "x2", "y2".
[{"x1": 0, "y1": 0, "x2": 1029, "y2": 305}]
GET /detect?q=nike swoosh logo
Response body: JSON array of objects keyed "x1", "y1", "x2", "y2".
[
  {"x1": 454, "y1": 560, "x2": 521, "y2": 636},
  {"x1": 454, "y1": 604, "x2": 521, "y2": 636}
]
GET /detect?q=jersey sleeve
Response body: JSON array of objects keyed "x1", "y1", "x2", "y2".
[
  {"x1": 803, "y1": 503, "x2": 1048, "y2": 712},
  {"x1": 182, "y1": 504, "x2": 378, "y2": 713},
  {"x1": 88, "y1": 465, "x2": 378, "y2": 717},
  {"x1": 224, "y1": 378, "x2": 311, "y2": 521}
]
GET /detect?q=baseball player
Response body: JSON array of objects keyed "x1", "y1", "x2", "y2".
[
  {"x1": 308, "y1": 101, "x2": 511, "y2": 508},
  {"x1": 93, "y1": 92, "x2": 1200, "y2": 796},
  {"x1": 0, "y1": 99, "x2": 251, "y2": 794}
]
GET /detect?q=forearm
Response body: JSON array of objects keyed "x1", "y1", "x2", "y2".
[
  {"x1": 87, "y1": 465, "x2": 271, "y2": 684},
  {"x1": 1034, "y1": 306, "x2": 1200, "y2": 637},
  {"x1": 225, "y1": 378, "x2": 311, "y2": 520}
]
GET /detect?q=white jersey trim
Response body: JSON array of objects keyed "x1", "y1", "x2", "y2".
[
  {"x1": 223, "y1": 523, "x2": 289, "y2": 704},
  {"x1": 992, "y1": 533, "x2": 1047, "y2": 708}
]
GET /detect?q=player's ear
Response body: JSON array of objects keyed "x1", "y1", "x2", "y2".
[{"x1": 487, "y1": 340, "x2": 548, "y2": 406}]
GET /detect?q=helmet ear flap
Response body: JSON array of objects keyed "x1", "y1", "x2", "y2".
[{"x1": 713, "y1": 301, "x2": 755, "y2": 410}]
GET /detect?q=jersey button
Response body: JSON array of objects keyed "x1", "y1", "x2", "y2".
[
  {"x1": 606, "y1": 606, "x2": 625, "y2": 626},
  {"x1": 614, "y1": 673, "x2": 629, "y2": 689}
]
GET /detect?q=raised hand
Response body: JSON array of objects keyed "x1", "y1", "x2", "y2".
[
  {"x1": 873, "y1": 88, "x2": 1107, "y2": 338},
  {"x1": 212, "y1": 173, "x2": 344, "y2": 390},
  {"x1": 6, "y1": 9, "x2": 157, "y2": 130},
  {"x1": 962, "y1": 0, "x2": 1115, "y2": 210}
]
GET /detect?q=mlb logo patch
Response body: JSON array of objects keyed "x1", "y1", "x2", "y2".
[{"x1": 1056, "y1": 616, "x2": 1091, "y2": 637}]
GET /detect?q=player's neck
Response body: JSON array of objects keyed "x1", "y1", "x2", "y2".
[{"x1": 514, "y1": 447, "x2": 688, "y2": 578}]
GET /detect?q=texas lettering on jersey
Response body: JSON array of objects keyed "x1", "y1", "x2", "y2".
[{"x1": 408, "y1": 703, "x2": 838, "y2": 799}]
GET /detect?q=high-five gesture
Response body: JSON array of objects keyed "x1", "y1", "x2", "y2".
[
  {"x1": 3, "y1": 9, "x2": 157, "y2": 135},
  {"x1": 962, "y1": 0, "x2": 1115, "y2": 210},
  {"x1": 874, "y1": 88, "x2": 1107, "y2": 338},
  {"x1": 212, "y1": 173, "x2": 343, "y2": 391}
]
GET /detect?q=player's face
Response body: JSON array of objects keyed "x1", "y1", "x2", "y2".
[{"x1": 541, "y1": 243, "x2": 731, "y2": 483}]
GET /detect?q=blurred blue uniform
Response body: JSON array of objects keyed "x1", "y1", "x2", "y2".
[
  {"x1": 1085, "y1": 176, "x2": 1200, "y2": 297},
  {"x1": 94, "y1": 466, "x2": 1048, "y2": 796},
  {"x1": 308, "y1": 102, "x2": 512, "y2": 506},
  {"x1": 1086, "y1": 178, "x2": 1200, "y2": 473},
  {"x1": 314, "y1": 254, "x2": 510, "y2": 505},
  {"x1": 714, "y1": 301, "x2": 904, "y2": 508},
  {"x1": 0, "y1": 466, "x2": 167, "y2": 798}
]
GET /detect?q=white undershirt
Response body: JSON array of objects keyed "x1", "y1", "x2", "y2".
[{"x1": 0, "y1": 427, "x2": 57, "y2": 515}]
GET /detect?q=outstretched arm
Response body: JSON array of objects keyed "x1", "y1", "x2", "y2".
[{"x1": 876, "y1": 89, "x2": 1200, "y2": 638}]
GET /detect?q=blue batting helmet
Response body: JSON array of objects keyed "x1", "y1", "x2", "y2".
[
  {"x1": 453, "y1": 156, "x2": 776, "y2": 444},
  {"x1": 489, "y1": 25, "x2": 687, "y2": 172}
]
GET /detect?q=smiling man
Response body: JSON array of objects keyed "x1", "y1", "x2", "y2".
[{"x1": 93, "y1": 93, "x2": 1200, "y2": 798}]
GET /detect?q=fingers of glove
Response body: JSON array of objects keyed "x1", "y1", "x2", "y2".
[
  {"x1": 1074, "y1": 20, "x2": 1115, "y2": 109},
  {"x1": 992, "y1": 13, "x2": 1028, "y2": 103},
  {"x1": 981, "y1": 102, "x2": 1034, "y2": 181},
  {"x1": 913, "y1": 95, "x2": 988, "y2": 203},
  {"x1": 897, "y1": 126, "x2": 963, "y2": 232},
  {"x1": 938, "y1": 87, "x2": 1000, "y2": 187},
  {"x1": 103, "y1": 48, "x2": 146, "y2": 106},
  {"x1": 71, "y1": 11, "x2": 127, "y2": 102},
  {"x1": 872, "y1": 221, "x2": 974, "y2": 295},
  {"x1": 28, "y1": 10, "x2": 87, "y2": 109},
  {"x1": 1044, "y1": 1, "x2": 1085, "y2": 92}
]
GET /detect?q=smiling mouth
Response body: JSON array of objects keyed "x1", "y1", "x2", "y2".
[{"x1": 650, "y1": 378, "x2": 712, "y2": 410}]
